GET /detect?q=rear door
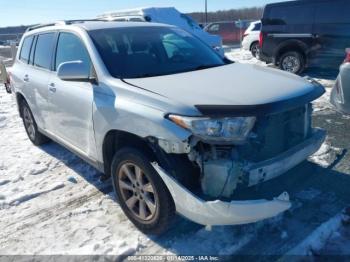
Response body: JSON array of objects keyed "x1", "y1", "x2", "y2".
[
  {"x1": 11, "y1": 35, "x2": 34, "y2": 102},
  {"x1": 23, "y1": 33, "x2": 56, "y2": 129},
  {"x1": 312, "y1": 0, "x2": 350, "y2": 69},
  {"x1": 47, "y1": 31, "x2": 96, "y2": 157},
  {"x1": 222, "y1": 23, "x2": 239, "y2": 45}
]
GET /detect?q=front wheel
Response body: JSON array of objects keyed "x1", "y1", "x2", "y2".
[
  {"x1": 279, "y1": 51, "x2": 305, "y2": 74},
  {"x1": 111, "y1": 147, "x2": 175, "y2": 235},
  {"x1": 21, "y1": 101, "x2": 49, "y2": 145}
]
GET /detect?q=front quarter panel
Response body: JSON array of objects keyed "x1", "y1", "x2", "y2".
[{"x1": 92, "y1": 83, "x2": 192, "y2": 163}]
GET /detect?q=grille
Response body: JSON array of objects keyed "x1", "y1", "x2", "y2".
[{"x1": 238, "y1": 104, "x2": 312, "y2": 162}]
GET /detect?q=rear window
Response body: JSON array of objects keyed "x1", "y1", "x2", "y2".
[
  {"x1": 19, "y1": 36, "x2": 34, "y2": 63},
  {"x1": 315, "y1": 1, "x2": 350, "y2": 24},
  {"x1": 252, "y1": 22, "x2": 261, "y2": 31},
  {"x1": 33, "y1": 33, "x2": 55, "y2": 70},
  {"x1": 265, "y1": 4, "x2": 314, "y2": 25}
]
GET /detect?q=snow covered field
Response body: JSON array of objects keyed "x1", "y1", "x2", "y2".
[{"x1": 0, "y1": 48, "x2": 349, "y2": 258}]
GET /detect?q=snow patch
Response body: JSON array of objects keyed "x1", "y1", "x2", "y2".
[
  {"x1": 7, "y1": 182, "x2": 65, "y2": 206},
  {"x1": 286, "y1": 214, "x2": 342, "y2": 255},
  {"x1": 308, "y1": 138, "x2": 343, "y2": 168}
]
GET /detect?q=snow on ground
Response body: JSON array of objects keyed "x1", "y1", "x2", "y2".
[
  {"x1": 308, "y1": 137, "x2": 343, "y2": 168},
  {"x1": 0, "y1": 89, "x2": 148, "y2": 255},
  {"x1": 286, "y1": 214, "x2": 343, "y2": 256},
  {"x1": 0, "y1": 48, "x2": 348, "y2": 257}
]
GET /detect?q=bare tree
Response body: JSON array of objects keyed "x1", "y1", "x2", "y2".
[{"x1": 188, "y1": 7, "x2": 264, "y2": 24}]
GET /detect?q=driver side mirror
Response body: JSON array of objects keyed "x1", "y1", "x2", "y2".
[{"x1": 57, "y1": 60, "x2": 95, "y2": 83}]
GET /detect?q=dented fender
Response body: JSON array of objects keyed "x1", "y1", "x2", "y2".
[{"x1": 152, "y1": 163, "x2": 291, "y2": 226}]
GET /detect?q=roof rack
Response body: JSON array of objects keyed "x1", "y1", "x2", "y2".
[{"x1": 25, "y1": 19, "x2": 108, "y2": 32}]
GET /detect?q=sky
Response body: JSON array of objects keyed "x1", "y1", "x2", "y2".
[{"x1": 0, "y1": 0, "x2": 286, "y2": 27}]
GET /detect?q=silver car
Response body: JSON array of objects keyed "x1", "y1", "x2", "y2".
[
  {"x1": 3, "y1": 20, "x2": 326, "y2": 235},
  {"x1": 331, "y1": 49, "x2": 350, "y2": 114}
]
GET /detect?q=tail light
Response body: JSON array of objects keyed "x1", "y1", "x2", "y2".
[
  {"x1": 243, "y1": 33, "x2": 248, "y2": 38},
  {"x1": 259, "y1": 32, "x2": 263, "y2": 48},
  {"x1": 344, "y1": 48, "x2": 350, "y2": 64}
]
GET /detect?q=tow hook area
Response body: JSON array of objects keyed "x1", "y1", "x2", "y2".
[{"x1": 152, "y1": 163, "x2": 292, "y2": 226}]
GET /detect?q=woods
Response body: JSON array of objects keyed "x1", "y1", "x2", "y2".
[{"x1": 188, "y1": 7, "x2": 264, "y2": 23}]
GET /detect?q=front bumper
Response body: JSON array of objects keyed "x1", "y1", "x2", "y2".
[
  {"x1": 246, "y1": 128, "x2": 326, "y2": 186},
  {"x1": 152, "y1": 128, "x2": 326, "y2": 226},
  {"x1": 153, "y1": 163, "x2": 291, "y2": 226}
]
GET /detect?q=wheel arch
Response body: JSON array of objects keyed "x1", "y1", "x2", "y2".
[
  {"x1": 275, "y1": 40, "x2": 308, "y2": 65},
  {"x1": 250, "y1": 40, "x2": 259, "y2": 51},
  {"x1": 101, "y1": 129, "x2": 200, "y2": 191},
  {"x1": 15, "y1": 92, "x2": 27, "y2": 118},
  {"x1": 102, "y1": 129, "x2": 157, "y2": 177}
]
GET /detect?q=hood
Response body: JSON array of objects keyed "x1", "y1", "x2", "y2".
[{"x1": 124, "y1": 63, "x2": 325, "y2": 116}]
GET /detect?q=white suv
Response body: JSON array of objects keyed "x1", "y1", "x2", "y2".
[
  {"x1": 3, "y1": 20, "x2": 326, "y2": 235},
  {"x1": 242, "y1": 21, "x2": 261, "y2": 57}
]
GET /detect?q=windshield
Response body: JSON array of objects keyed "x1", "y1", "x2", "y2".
[{"x1": 89, "y1": 26, "x2": 226, "y2": 78}]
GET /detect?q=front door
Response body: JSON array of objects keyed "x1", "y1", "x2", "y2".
[{"x1": 47, "y1": 32, "x2": 96, "y2": 158}]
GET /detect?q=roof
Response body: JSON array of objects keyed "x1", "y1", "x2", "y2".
[
  {"x1": 265, "y1": 0, "x2": 338, "y2": 8},
  {"x1": 78, "y1": 21, "x2": 169, "y2": 31},
  {"x1": 25, "y1": 20, "x2": 171, "y2": 34}
]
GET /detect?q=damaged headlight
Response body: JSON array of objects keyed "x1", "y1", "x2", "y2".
[{"x1": 168, "y1": 114, "x2": 256, "y2": 143}]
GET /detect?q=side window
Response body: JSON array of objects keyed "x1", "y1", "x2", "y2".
[
  {"x1": 114, "y1": 18, "x2": 127, "y2": 21},
  {"x1": 19, "y1": 36, "x2": 34, "y2": 63},
  {"x1": 221, "y1": 23, "x2": 233, "y2": 32},
  {"x1": 29, "y1": 36, "x2": 37, "y2": 65},
  {"x1": 34, "y1": 33, "x2": 55, "y2": 70},
  {"x1": 268, "y1": 4, "x2": 314, "y2": 25},
  {"x1": 208, "y1": 24, "x2": 219, "y2": 32},
  {"x1": 315, "y1": 1, "x2": 350, "y2": 24},
  {"x1": 253, "y1": 23, "x2": 261, "y2": 31},
  {"x1": 55, "y1": 32, "x2": 91, "y2": 70}
]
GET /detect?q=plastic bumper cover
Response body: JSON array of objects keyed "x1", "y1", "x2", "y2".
[
  {"x1": 152, "y1": 164, "x2": 291, "y2": 226},
  {"x1": 246, "y1": 128, "x2": 326, "y2": 187},
  {"x1": 151, "y1": 129, "x2": 325, "y2": 226}
]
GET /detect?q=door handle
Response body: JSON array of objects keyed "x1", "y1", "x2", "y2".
[
  {"x1": 23, "y1": 75, "x2": 29, "y2": 82},
  {"x1": 48, "y1": 83, "x2": 56, "y2": 93}
]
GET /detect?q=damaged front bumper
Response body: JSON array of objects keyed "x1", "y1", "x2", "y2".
[
  {"x1": 153, "y1": 163, "x2": 291, "y2": 226},
  {"x1": 246, "y1": 128, "x2": 326, "y2": 186},
  {"x1": 152, "y1": 128, "x2": 326, "y2": 226}
]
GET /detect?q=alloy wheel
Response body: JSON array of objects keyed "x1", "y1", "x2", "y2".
[
  {"x1": 118, "y1": 162, "x2": 158, "y2": 221},
  {"x1": 281, "y1": 55, "x2": 300, "y2": 73},
  {"x1": 23, "y1": 106, "x2": 36, "y2": 141}
]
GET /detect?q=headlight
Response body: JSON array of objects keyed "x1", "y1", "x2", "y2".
[{"x1": 168, "y1": 114, "x2": 256, "y2": 143}]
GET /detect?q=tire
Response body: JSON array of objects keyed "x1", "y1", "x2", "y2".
[
  {"x1": 111, "y1": 147, "x2": 175, "y2": 235},
  {"x1": 250, "y1": 42, "x2": 259, "y2": 58},
  {"x1": 279, "y1": 51, "x2": 305, "y2": 74},
  {"x1": 21, "y1": 101, "x2": 50, "y2": 145}
]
